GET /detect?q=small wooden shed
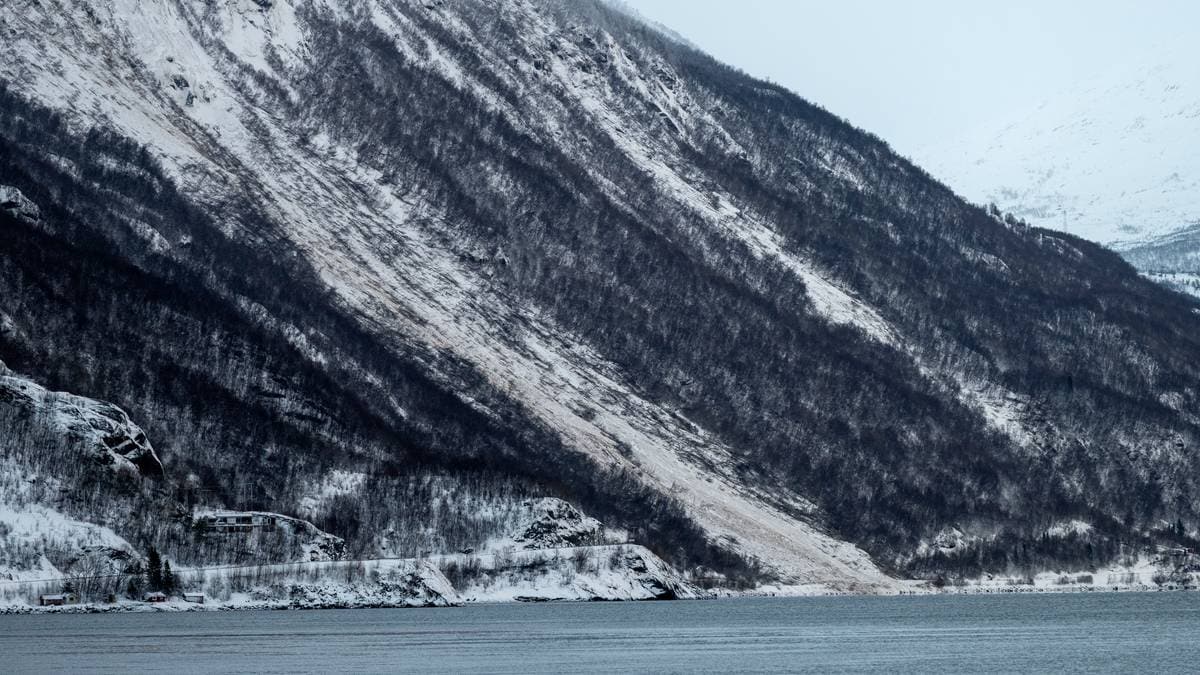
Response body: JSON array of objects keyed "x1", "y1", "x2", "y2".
[
  {"x1": 39, "y1": 593, "x2": 78, "y2": 606},
  {"x1": 143, "y1": 591, "x2": 168, "y2": 603},
  {"x1": 183, "y1": 593, "x2": 206, "y2": 604}
]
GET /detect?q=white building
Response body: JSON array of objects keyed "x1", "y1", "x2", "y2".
[{"x1": 198, "y1": 511, "x2": 279, "y2": 533}]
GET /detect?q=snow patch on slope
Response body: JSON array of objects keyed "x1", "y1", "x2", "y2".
[
  {"x1": 297, "y1": 470, "x2": 367, "y2": 517},
  {"x1": 1046, "y1": 519, "x2": 1093, "y2": 537},
  {"x1": 0, "y1": 502, "x2": 138, "y2": 584},
  {"x1": 955, "y1": 379, "x2": 1033, "y2": 447}
]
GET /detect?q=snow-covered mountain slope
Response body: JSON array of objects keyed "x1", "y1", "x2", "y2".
[
  {"x1": 1118, "y1": 221, "x2": 1200, "y2": 296},
  {"x1": 3, "y1": 0, "x2": 1200, "y2": 595},
  {"x1": 0, "y1": 0, "x2": 896, "y2": 592},
  {"x1": 915, "y1": 48, "x2": 1200, "y2": 245}
]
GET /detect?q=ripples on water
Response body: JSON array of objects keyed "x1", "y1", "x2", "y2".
[{"x1": 3, "y1": 593, "x2": 1198, "y2": 673}]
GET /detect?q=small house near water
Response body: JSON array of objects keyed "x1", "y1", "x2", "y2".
[{"x1": 39, "y1": 593, "x2": 78, "y2": 606}]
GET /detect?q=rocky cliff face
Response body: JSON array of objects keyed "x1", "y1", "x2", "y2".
[
  {"x1": 0, "y1": 185, "x2": 39, "y2": 223},
  {"x1": 512, "y1": 498, "x2": 604, "y2": 550},
  {"x1": 0, "y1": 361, "x2": 162, "y2": 477},
  {"x1": 2, "y1": 0, "x2": 1200, "y2": 592}
]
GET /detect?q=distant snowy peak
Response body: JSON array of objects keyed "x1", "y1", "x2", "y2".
[{"x1": 916, "y1": 52, "x2": 1200, "y2": 244}]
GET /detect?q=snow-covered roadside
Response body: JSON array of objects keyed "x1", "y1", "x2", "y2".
[
  {"x1": 941, "y1": 554, "x2": 1191, "y2": 595},
  {"x1": 7, "y1": 546, "x2": 1196, "y2": 613},
  {"x1": 0, "y1": 544, "x2": 692, "y2": 613},
  {"x1": 1, "y1": 558, "x2": 459, "y2": 614},
  {"x1": 740, "y1": 582, "x2": 926, "y2": 598}
]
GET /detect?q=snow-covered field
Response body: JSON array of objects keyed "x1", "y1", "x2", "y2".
[{"x1": 0, "y1": 504, "x2": 136, "y2": 590}]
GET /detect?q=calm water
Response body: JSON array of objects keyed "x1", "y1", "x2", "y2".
[{"x1": 3, "y1": 593, "x2": 1199, "y2": 673}]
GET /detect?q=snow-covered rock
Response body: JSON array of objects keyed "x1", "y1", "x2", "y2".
[
  {"x1": 512, "y1": 498, "x2": 603, "y2": 550},
  {"x1": 433, "y1": 499, "x2": 697, "y2": 601},
  {"x1": 912, "y1": 526, "x2": 980, "y2": 559},
  {"x1": 280, "y1": 561, "x2": 458, "y2": 608},
  {"x1": 0, "y1": 185, "x2": 39, "y2": 222},
  {"x1": 0, "y1": 366, "x2": 162, "y2": 476},
  {"x1": 444, "y1": 544, "x2": 699, "y2": 603}
]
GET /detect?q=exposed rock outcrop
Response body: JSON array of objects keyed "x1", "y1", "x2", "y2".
[
  {"x1": 284, "y1": 561, "x2": 459, "y2": 608},
  {"x1": 449, "y1": 544, "x2": 700, "y2": 602},
  {"x1": 513, "y1": 498, "x2": 603, "y2": 549},
  {"x1": 0, "y1": 363, "x2": 163, "y2": 477},
  {"x1": 0, "y1": 185, "x2": 39, "y2": 222}
]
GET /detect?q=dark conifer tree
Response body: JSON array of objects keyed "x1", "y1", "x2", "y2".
[
  {"x1": 162, "y1": 561, "x2": 176, "y2": 595},
  {"x1": 146, "y1": 547, "x2": 163, "y2": 592}
]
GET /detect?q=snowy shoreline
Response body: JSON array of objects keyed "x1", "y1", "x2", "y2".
[{"x1": 8, "y1": 580, "x2": 1198, "y2": 616}]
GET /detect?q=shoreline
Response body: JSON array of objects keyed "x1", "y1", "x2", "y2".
[{"x1": 5, "y1": 581, "x2": 1195, "y2": 615}]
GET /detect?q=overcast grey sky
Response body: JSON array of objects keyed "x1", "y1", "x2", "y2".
[{"x1": 621, "y1": 1, "x2": 1194, "y2": 157}]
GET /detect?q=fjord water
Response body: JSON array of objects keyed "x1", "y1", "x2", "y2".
[{"x1": 4, "y1": 594, "x2": 1198, "y2": 673}]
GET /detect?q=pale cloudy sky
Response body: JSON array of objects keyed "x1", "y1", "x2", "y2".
[{"x1": 621, "y1": 0, "x2": 1194, "y2": 158}]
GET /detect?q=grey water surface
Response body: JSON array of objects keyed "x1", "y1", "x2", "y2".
[{"x1": 3, "y1": 593, "x2": 1198, "y2": 673}]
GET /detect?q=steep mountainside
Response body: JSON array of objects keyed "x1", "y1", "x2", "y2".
[
  {"x1": 915, "y1": 49, "x2": 1200, "y2": 245},
  {"x1": 3, "y1": 0, "x2": 1200, "y2": 593}
]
